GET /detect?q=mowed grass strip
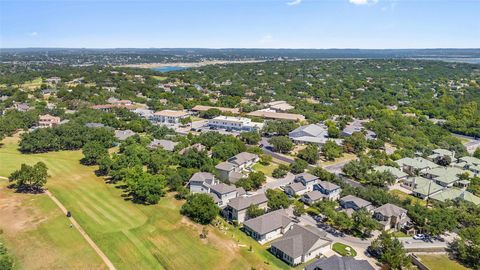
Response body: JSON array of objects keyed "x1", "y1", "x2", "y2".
[{"x1": 0, "y1": 136, "x2": 290, "y2": 270}]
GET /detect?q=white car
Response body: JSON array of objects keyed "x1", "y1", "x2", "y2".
[{"x1": 413, "y1": 234, "x2": 426, "y2": 240}]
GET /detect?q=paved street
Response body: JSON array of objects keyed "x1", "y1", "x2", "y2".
[{"x1": 257, "y1": 173, "x2": 295, "y2": 193}]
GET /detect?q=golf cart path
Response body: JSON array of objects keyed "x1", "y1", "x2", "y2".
[{"x1": 0, "y1": 176, "x2": 115, "y2": 270}]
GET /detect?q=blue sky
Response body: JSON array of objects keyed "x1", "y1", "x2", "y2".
[{"x1": 1, "y1": 0, "x2": 479, "y2": 49}]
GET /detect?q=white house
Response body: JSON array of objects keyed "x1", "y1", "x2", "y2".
[
  {"x1": 151, "y1": 110, "x2": 189, "y2": 125},
  {"x1": 224, "y1": 193, "x2": 268, "y2": 223},
  {"x1": 188, "y1": 172, "x2": 219, "y2": 194},
  {"x1": 243, "y1": 209, "x2": 294, "y2": 244},
  {"x1": 208, "y1": 116, "x2": 264, "y2": 132}
]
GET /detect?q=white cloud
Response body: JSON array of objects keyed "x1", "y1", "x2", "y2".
[
  {"x1": 286, "y1": 0, "x2": 302, "y2": 6},
  {"x1": 29, "y1": 32, "x2": 38, "y2": 37},
  {"x1": 349, "y1": 0, "x2": 378, "y2": 5},
  {"x1": 259, "y1": 34, "x2": 274, "y2": 44}
]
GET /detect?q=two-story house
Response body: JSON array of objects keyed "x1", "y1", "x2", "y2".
[
  {"x1": 223, "y1": 193, "x2": 268, "y2": 223},
  {"x1": 373, "y1": 203, "x2": 410, "y2": 231},
  {"x1": 188, "y1": 172, "x2": 219, "y2": 194}
]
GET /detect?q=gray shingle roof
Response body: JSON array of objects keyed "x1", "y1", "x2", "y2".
[
  {"x1": 149, "y1": 139, "x2": 178, "y2": 151},
  {"x1": 317, "y1": 180, "x2": 340, "y2": 191},
  {"x1": 114, "y1": 129, "x2": 136, "y2": 141},
  {"x1": 286, "y1": 182, "x2": 307, "y2": 193},
  {"x1": 189, "y1": 172, "x2": 216, "y2": 186},
  {"x1": 227, "y1": 193, "x2": 268, "y2": 211},
  {"x1": 210, "y1": 183, "x2": 237, "y2": 195},
  {"x1": 215, "y1": 161, "x2": 237, "y2": 171},
  {"x1": 295, "y1": 172, "x2": 319, "y2": 183},
  {"x1": 227, "y1": 152, "x2": 258, "y2": 166},
  {"x1": 304, "y1": 255, "x2": 374, "y2": 270},
  {"x1": 271, "y1": 225, "x2": 331, "y2": 259},
  {"x1": 243, "y1": 209, "x2": 293, "y2": 235},
  {"x1": 302, "y1": 190, "x2": 325, "y2": 201},
  {"x1": 374, "y1": 203, "x2": 407, "y2": 217},
  {"x1": 340, "y1": 195, "x2": 372, "y2": 209}
]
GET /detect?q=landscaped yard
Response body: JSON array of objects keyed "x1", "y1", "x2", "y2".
[
  {"x1": 253, "y1": 162, "x2": 279, "y2": 177},
  {"x1": 332, "y1": 242, "x2": 357, "y2": 257},
  {"x1": 390, "y1": 189, "x2": 427, "y2": 207},
  {"x1": 0, "y1": 135, "x2": 291, "y2": 270},
  {"x1": 418, "y1": 254, "x2": 469, "y2": 270}
]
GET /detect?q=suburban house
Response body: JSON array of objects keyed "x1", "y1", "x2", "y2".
[
  {"x1": 430, "y1": 188, "x2": 480, "y2": 205},
  {"x1": 304, "y1": 255, "x2": 374, "y2": 270},
  {"x1": 14, "y1": 103, "x2": 31, "y2": 112},
  {"x1": 224, "y1": 193, "x2": 268, "y2": 223},
  {"x1": 295, "y1": 173, "x2": 319, "y2": 192},
  {"x1": 267, "y1": 100, "x2": 294, "y2": 112},
  {"x1": 188, "y1": 172, "x2": 219, "y2": 194},
  {"x1": 427, "y1": 148, "x2": 456, "y2": 164},
  {"x1": 396, "y1": 157, "x2": 439, "y2": 175},
  {"x1": 45, "y1": 76, "x2": 61, "y2": 84},
  {"x1": 150, "y1": 110, "x2": 189, "y2": 125},
  {"x1": 422, "y1": 166, "x2": 472, "y2": 187},
  {"x1": 85, "y1": 122, "x2": 106, "y2": 129},
  {"x1": 373, "y1": 203, "x2": 410, "y2": 231},
  {"x1": 288, "y1": 123, "x2": 334, "y2": 145},
  {"x1": 270, "y1": 225, "x2": 332, "y2": 266},
  {"x1": 178, "y1": 143, "x2": 206, "y2": 155},
  {"x1": 148, "y1": 139, "x2": 178, "y2": 151},
  {"x1": 373, "y1": 165, "x2": 408, "y2": 182},
  {"x1": 209, "y1": 183, "x2": 241, "y2": 207},
  {"x1": 247, "y1": 109, "x2": 305, "y2": 121},
  {"x1": 403, "y1": 177, "x2": 444, "y2": 199},
  {"x1": 284, "y1": 182, "x2": 308, "y2": 196},
  {"x1": 114, "y1": 129, "x2": 136, "y2": 141},
  {"x1": 313, "y1": 181, "x2": 342, "y2": 201},
  {"x1": 132, "y1": 108, "x2": 154, "y2": 119},
  {"x1": 107, "y1": 97, "x2": 133, "y2": 106},
  {"x1": 191, "y1": 105, "x2": 240, "y2": 115},
  {"x1": 243, "y1": 209, "x2": 294, "y2": 244},
  {"x1": 456, "y1": 156, "x2": 480, "y2": 173},
  {"x1": 300, "y1": 191, "x2": 325, "y2": 205},
  {"x1": 215, "y1": 152, "x2": 259, "y2": 183},
  {"x1": 38, "y1": 114, "x2": 61, "y2": 128},
  {"x1": 207, "y1": 116, "x2": 264, "y2": 132},
  {"x1": 341, "y1": 119, "x2": 377, "y2": 140},
  {"x1": 339, "y1": 195, "x2": 373, "y2": 212}
]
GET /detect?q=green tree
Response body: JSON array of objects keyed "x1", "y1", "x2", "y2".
[
  {"x1": 290, "y1": 159, "x2": 308, "y2": 174},
  {"x1": 474, "y1": 148, "x2": 480, "y2": 159},
  {"x1": 8, "y1": 162, "x2": 48, "y2": 193},
  {"x1": 0, "y1": 242, "x2": 13, "y2": 270},
  {"x1": 181, "y1": 193, "x2": 219, "y2": 224},
  {"x1": 293, "y1": 200, "x2": 306, "y2": 217},
  {"x1": 268, "y1": 136, "x2": 293, "y2": 153},
  {"x1": 199, "y1": 108, "x2": 221, "y2": 119},
  {"x1": 266, "y1": 189, "x2": 291, "y2": 210},
  {"x1": 240, "y1": 131, "x2": 261, "y2": 145},
  {"x1": 81, "y1": 141, "x2": 108, "y2": 165},
  {"x1": 322, "y1": 140, "x2": 344, "y2": 161},
  {"x1": 247, "y1": 204, "x2": 266, "y2": 219},
  {"x1": 343, "y1": 132, "x2": 368, "y2": 154},
  {"x1": 450, "y1": 226, "x2": 480, "y2": 269},
  {"x1": 272, "y1": 164, "x2": 289, "y2": 178},
  {"x1": 297, "y1": 144, "x2": 319, "y2": 164},
  {"x1": 352, "y1": 209, "x2": 378, "y2": 237},
  {"x1": 369, "y1": 232, "x2": 410, "y2": 270}
]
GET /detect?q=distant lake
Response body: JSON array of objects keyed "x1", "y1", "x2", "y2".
[{"x1": 152, "y1": 66, "x2": 188, "y2": 73}]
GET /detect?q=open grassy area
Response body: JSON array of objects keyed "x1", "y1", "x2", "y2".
[
  {"x1": 253, "y1": 162, "x2": 279, "y2": 177},
  {"x1": 152, "y1": 76, "x2": 168, "y2": 81},
  {"x1": 0, "y1": 135, "x2": 290, "y2": 270},
  {"x1": 320, "y1": 153, "x2": 357, "y2": 166},
  {"x1": 18, "y1": 77, "x2": 43, "y2": 90},
  {"x1": 418, "y1": 254, "x2": 470, "y2": 270},
  {"x1": 390, "y1": 189, "x2": 427, "y2": 207},
  {"x1": 332, "y1": 242, "x2": 357, "y2": 257}
]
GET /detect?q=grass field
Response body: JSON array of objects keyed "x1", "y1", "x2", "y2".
[
  {"x1": 332, "y1": 242, "x2": 357, "y2": 257},
  {"x1": 0, "y1": 135, "x2": 291, "y2": 270},
  {"x1": 418, "y1": 254, "x2": 469, "y2": 270},
  {"x1": 253, "y1": 162, "x2": 279, "y2": 177},
  {"x1": 18, "y1": 77, "x2": 43, "y2": 90},
  {"x1": 389, "y1": 189, "x2": 427, "y2": 207}
]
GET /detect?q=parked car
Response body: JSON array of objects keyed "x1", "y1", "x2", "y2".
[{"x1": 413, "y1": 234, "x2": 426, "y2": 240}]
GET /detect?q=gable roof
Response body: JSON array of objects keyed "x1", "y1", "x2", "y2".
[
  {"x1": 114, "y1": 129, "x2": 136, "y2": 141},
  {"x1": 149, "y1": 139, "x2": 178, "y2": 151},
  {"x1": 295, "y1": 173, "x2": 319, "y2": 183},
  {"x1": 227, "y1": 152, "x2": 258, "y2": 166},
  {"x1": 340, "y1": 195, "x2": 371, "y2": 209},
  {"x1": 302, "y1": 190, "x2": 325, "y2": 201},
  {"x1": 374, "y1": 165, "x2": 407, "y2": 179},
  {"x1": 215, "y1": 161, "x2": 237, "y2": 171},
  {"x1": 271, "y1": 225, "x2": 331, "y2": 259},
  {"x1": 430, "y1": 188, "x2": 480, "y2": 205},
  {"x1": 374, "y1": 203, "x2": 407, "y2": 217},
  {"x1": 243, "y1": 209, "x2": 293, "y2": 235},
  {"x1": 286, "y1": 182, "x2": 307, "y2": 193},
  {"x1": 396, "y1": 157, "x2": 439, "y2": 170},
  {"x1": 316, "y1": 180, "x2": 340, "y2": 191},
  {"x1": 305, "y1": 255, "x2": 374, "y2": 270},
  {"x1": 227, "y1": 193, "x2": 268, "y2": 211},
  {"x1": 406, "y1": 177, "x2": 444, "y2": 196},
  {"x1": 290, "y1": 124, "x2": 328, "y2": 138},
  {"x1": 189, "y1": 172, "x2": 216, "y2": 185},
  {"x1": 210, "y1": 183, "x2": 237, "y2": 195}
]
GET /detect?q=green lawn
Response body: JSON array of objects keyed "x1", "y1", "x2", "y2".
[
  {"x1": 418, "y1": 254, "x2": 470, "y2": 270},
  {"x1": 332, "y1": 242, "x2": 357, "y2": 257},
  {"x1": 253, "y1": 162, "x2": 279, "y2": 177},
  {"x1": 390, "y1": 189, "x2": 427, "y2": 207},
  {"x1": 0, "y1": 135, "x2": 291, "y2": 270}
]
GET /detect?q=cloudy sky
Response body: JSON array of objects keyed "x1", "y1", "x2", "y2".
[{"x1": 1, "y1": 0, "x2": 479, "y2": 48}]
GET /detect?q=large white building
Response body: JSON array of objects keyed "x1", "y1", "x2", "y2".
[
  {"x1": 208, "y1": 116, "x2": 264, "y2": 132},
  {"x1": 150, "y1": 110, "x2": 189, "y2": 125}
]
